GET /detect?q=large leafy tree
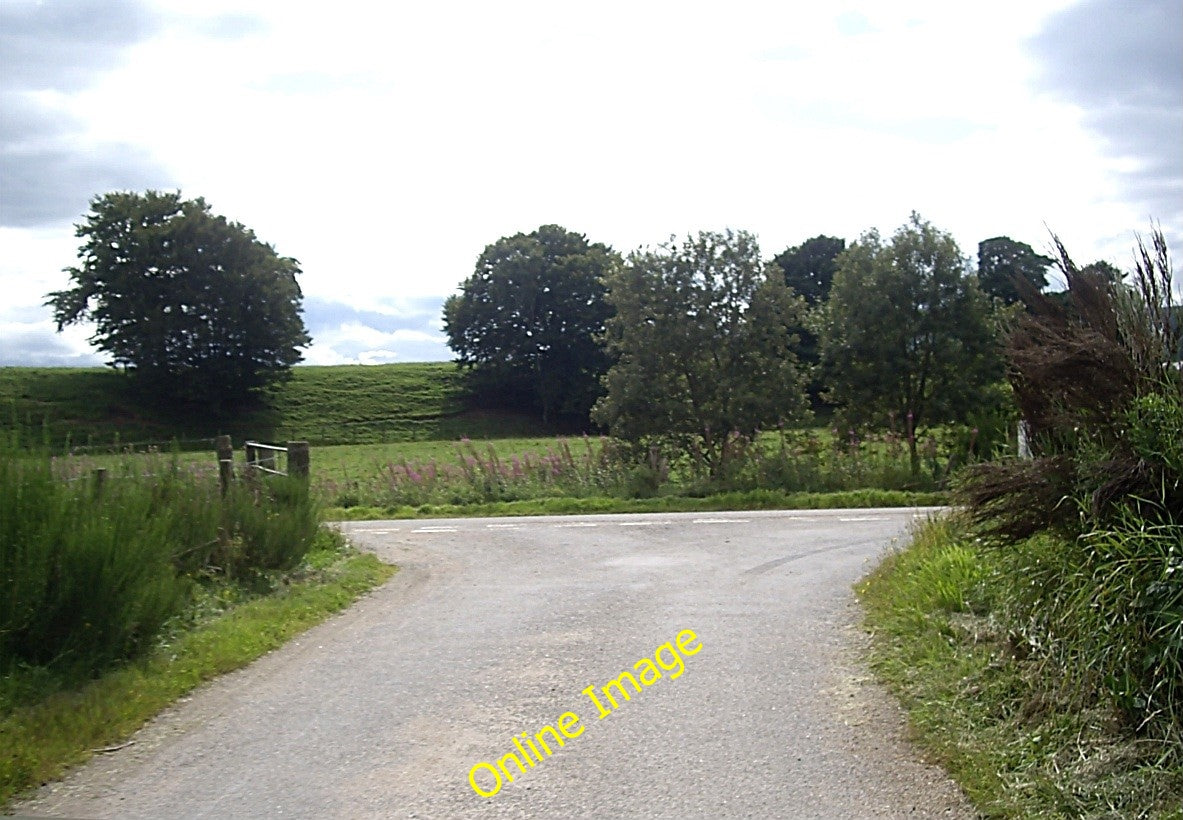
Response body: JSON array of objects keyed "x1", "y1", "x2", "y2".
[
  {"x1": 773, "y1": 235, "x2": 845, "y2": 306},
  {"x1": 592, "y1": 229, "x2": 810, "y2": 474},
  {"x1": 443, "y1": 225, "x2": 618, "y2": 423},
  {"x1": 47, "y1": 191, "x2": 310, "y2": 410},
  {"x1": 771, "y1": 235, "x2": 846, "y2": 407},
  {"x1": 977, "y1": 236, "x2": 1052, "y2": 305},
  {"x1": 820, "y1": 213, "x2": 1000, "y2": 469}
]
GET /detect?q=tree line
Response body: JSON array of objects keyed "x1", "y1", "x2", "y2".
[
  {"x1": 444, "y1": 214, "x2": 1115, "y2": 471},
  {"x1": 44, "y1": 190, "x2": 1121, "y2": 464}
]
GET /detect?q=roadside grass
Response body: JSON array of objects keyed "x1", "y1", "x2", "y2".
[
  {"x1": 858, "y1": 516, "x2": 1183, "y2": 818},
  {"x1": 325, "y1": 488, "x2": 948, "y2": 520},
  {"x1": 0, "y1": 538, "x2": 394, "y2": 811}
]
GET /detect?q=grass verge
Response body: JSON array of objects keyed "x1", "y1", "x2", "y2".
[
  {"x1": 857, "y1": 515, "x2": 1183, "y2": 818},
  {"x1": 324, "y1": 488, "x2": 948, "y2": 520},
  {"x1": 0, "y1": 546, "x2": 394, "y2": 811}
]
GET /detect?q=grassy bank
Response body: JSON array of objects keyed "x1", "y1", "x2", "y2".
[
  {"x1": 859, "y1": 516, "x2": 1183, "y2": 817},
  {"x1": 1, "y1": 363, "x2": 547, "y2": 450},
  {"x1": 0, "y1": 543, "x2": 393, "y2": 810}
]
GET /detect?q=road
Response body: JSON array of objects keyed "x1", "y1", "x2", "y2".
[{"x1": 15, "y1": 508, "x2": 972, "y2": 819}]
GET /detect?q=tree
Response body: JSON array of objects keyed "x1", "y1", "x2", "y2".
[
  {"x1": 1081, "y1": 259, "x2": 1123, "y2": 286},
  {"x1": 977, "y1": 236, "x2": 1052, "y2": 305},
  {"x1": 592, "y1": 229, "x2": 810, "y2": 474},
  {"x1": 772, "y1": 235, "x2": 845, "y2": 306},
  {"x1": 820, "y1": 213, "x2": 1000, "y2": 470},
  {"x1": 47, "y1": 191, "x2": 310, "y2": 411},
  {"x1": 771, "y1": 235, "x2": 846, "y2": 408},
  {"x1": 443, "y1": 225, "x2": 618, "y2": 424}
]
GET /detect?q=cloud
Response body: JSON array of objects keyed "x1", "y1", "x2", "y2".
[
  {"x1": 189, "y1": 12, "x2": 268, "y2": 40},
  {"x1": 1029, "y1": 0, "x2": 1183, "y2": 236},
  {"x1": 0, "y1": 0, "x2": 174, "y2": 227},
  {"x1": 0, "y1": 0, "x2": 158, "y2": 93},
  {"x1": 302, "y1": 295, "x2": 447, "y2": 329},
  {"x1": 0, "y1": 320, "x2": 103, "y2": 366},
  {"x1": 301, "y1": 298, "x2": 451, "y2": 365},
  {"x1": 0, "y1": 142, "x2": 174, "y2": 228},
  {"x1": 0, "y1": 1, "x2": 267, "y2": 229}
]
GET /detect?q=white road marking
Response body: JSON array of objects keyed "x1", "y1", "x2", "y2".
[
  {"x1": 838, "y1": 516, "x2": 889, "y2": 522},
  {"x1": 486, "y1": 523, "x2": 520, "y2": 529},
  {"x1": 412, "y1": 526, "x2": 459, "y2": 533},
  {"x1": 351, "y1": 528, "x2": 398, "y2": 534},
  {"x1": 555, "y1": 522, "x2": 599, "y2": 528},
  {"x1": 692, "y1": 518, "x2": 750, "y2": 524},
  {"x1": 618, "y1": 521, "x2": 669, "y2": 527}
]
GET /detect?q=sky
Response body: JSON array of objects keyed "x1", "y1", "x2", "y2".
[{"x1": 1, "y1": 0, "x2": 1180, "y2": 367}]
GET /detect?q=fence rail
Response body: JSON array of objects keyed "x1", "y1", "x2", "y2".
[
  {"x1": 246, "y1": 441, "x2": 289, "y2": 477},
  {"x1": 218, "y1": 436, "x2": 309, "y2": 494}
]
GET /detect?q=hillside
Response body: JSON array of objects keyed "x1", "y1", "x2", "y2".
[{"x1": 0, "y1": 363, "x2": 553, "y2": 450}]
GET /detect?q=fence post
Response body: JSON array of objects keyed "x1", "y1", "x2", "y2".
[
  {"x1": 245, "y1": 442, "x2": 258, "y2": 473},
  {"x1": 92, "y1": 467, "x2": 107, "y2": 499},
  {"x1": 215, "y1": 435, "x2": 233, "y2": 495},
  {"x1": 288, "y1": 441, "x2": 309, "y2": 480},
  {"x1": 1017, "y1": 421, "x2": 1032, "y2": 459}
]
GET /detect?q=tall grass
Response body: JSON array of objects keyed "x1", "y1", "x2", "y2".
[
  {"x1": 1002, "y1": 514, "x2": 1183, "y2": 732},
  {"x1": 860, "y1": 516, "x2": 1183, "y2": 816},
  {"x1": 0, "y1": 445, "x2": 319, "y2": 680},
  {"x1": 315, "y1": 428, "x2": 974, "y2": 509},
  {"x1": 958, "y1": 228, "x2": 1183, "y2": 741}
]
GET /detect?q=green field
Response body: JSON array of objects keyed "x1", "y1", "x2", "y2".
[
  {"x1": 0, "y1": 363, "x2": 559, "y2": 450},
  {"x1": 8, "y1": 363, "x2": 965, "y2": 516}
]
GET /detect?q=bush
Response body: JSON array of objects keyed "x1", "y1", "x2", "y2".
[
  {"x1": 958, "y1": 227, "x2": 1183, "y2": 738},
  {"x1": 0, "y1": 447, "x2": 320, "y2": 679},
  {"x1": 0, "y1": 454, "x2": 187, "y2": 672}
]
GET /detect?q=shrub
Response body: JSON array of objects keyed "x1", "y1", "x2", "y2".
[
  {"x1": 958, "y1": 227, "x2": 1183, "y2": 737},
  {"x1": 0, "y1": 453, "x2": 187, "y2": 673},
  {"x1": 0, "y1": 447, "x2": 320, "y2": 679},
  {"x1": 960, "y1": 229, "x2": 1182, "y2": 538}
]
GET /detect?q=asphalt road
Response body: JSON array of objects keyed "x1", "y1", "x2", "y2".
[{"x1": 15, "y1": 508, "x2": 973, "y2": 819}]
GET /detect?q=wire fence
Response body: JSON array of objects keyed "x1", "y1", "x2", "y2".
[{"x1": 55, "y1": 436, "x2": 220, "y2": 456}]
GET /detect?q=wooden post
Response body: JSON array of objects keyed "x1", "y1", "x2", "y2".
[
  {"x1": 92, "y1": 467, "x2": 107, "y2": 499},
  {"x1": 1017, "y1": 421, "x2": 1032, "y2": 459},
  {"x1": 288, "y1": 441, "x2": 309, "y2": 480},
  {"x1": 215, "y1": 435, "x2": 233, "y2": 495},
  {"x1": 243, "y1": 442, "x2": 260, "y2": 496}
]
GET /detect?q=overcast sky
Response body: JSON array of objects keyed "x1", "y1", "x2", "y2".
[{"x1": 1, "y1": 0, "x2": 1180, "y2": 367}]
